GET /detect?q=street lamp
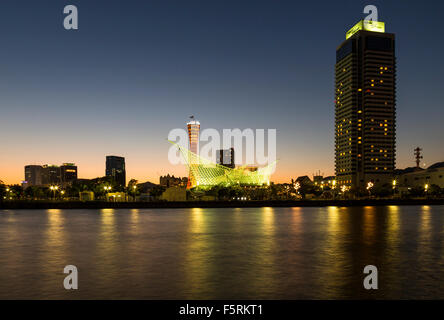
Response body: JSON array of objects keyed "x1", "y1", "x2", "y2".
[
  {"x1": 132, "y1": 185, "x2": 137, "y2": 201},
  {"x1": 366, "y1": 182, "x2": 374, "y2": 197},
  {"x1": 104, "y1": 186, "x2": 112, "y2": 201},
  {"x1": 49, "y1": 185, "x2": 58, "y2": 200},
  {"x1": 425, "y1": 183, "x2": 429, "y2": 197},
  {"x1": 294, "y1": 182, "x2": 300, "y2": 194}
]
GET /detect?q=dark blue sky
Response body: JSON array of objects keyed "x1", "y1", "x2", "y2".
[{"x1": 0, "y1": 0, "x2": 443, "y2": 183}]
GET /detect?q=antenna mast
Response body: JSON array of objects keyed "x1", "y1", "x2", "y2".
[{"x1": 414, "y1": 147, "x2": 423, "y2": 168}]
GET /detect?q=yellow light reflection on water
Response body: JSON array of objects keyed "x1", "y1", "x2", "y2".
[
  {"x1": 45, "y1": 209, "x2": 64, "y2": 246},
  {"x1": 417, "y1": 205, "x2": 433, "y2": 266},
  {"x1": 253, "y1": 207, "x2": 277, "y2": 295},
  {"x1": 184, "y1": 207, "x2": 211, "y2": 298},
  {"x1": 130, "y1": 208, "x2": 140, "y2": 223},
  {"x1": 387, "y1": 206, "x2": 400, "y2": 243},
  {"x1": 327, "y1": 206, "x2": 340, "y2": 233},
  {"x1": 314, "y1": 206, "x2": 349, "y2": 298},
  {"x1": 42, "y1": 209, "x2": 66, "y2": 268},
  {"x1": 96, "y1": 209, "x2": 117, "y2": 272},
  {"x1": 261, "y1": 207, "x2": 275, "y2": 236},
  {"x1": 291, "y1": 207, "x2": 303, "y2": 233},
  {"x1": 420, "y1": 205, "x2": 432, "y2": 245},
  {"x1": 386, "y1": 206, "x2": 401, "y2": 271},
  {"x1": 363, "y1": 206, "x2": 376, "y2": 245}
]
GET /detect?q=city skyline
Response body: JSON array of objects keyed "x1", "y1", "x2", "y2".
[{"x1": 1, "y1": 1, "x2": 443, "y2": 185}]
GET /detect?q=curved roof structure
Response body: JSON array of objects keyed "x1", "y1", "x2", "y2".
[{"x1": 169, "y1": 141, "x2": 276, "y2": 188}]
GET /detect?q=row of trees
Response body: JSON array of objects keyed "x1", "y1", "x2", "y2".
[
  {"x1": 190, "y1": 184, "x2": 304, "y2": 201},
  {"x1": 1, "y1": 179, "x2": 444, "y2": 202},
  {"x1": 190, "y1": 183, "x2": 444, "y2": 201},
  {"x1": 0, "y1": 177, "x2": 165, "y2": 201}
]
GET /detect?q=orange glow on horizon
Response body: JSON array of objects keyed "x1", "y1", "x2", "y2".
[{"x1": 0, "y1": 158, "x2": 332, "y2": 186}]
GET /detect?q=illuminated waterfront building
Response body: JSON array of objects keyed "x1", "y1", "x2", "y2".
[
  {"x1": 335, "y1": 19, "x2": 396, "y2": 189},
  {"x1": 170, "y1": 141, "x2": 274, "y2": 187},
  {"x1": 186, "y1": 116, "x2": 201, "y2": 188}
]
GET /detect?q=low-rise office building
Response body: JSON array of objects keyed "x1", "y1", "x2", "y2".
[{"x1": 396, "y1": 162, "x2": 444, "y2": 188}]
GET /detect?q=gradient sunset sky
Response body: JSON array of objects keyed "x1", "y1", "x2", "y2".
[{"x1": 0, "y1": 0, "x2": 443, "y2": 185}]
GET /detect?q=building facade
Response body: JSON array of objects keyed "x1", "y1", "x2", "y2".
[
  {"x1": 106, "y1": 156, "x2": 126, "y2": 187},
  {"x1": 24, "y1": 165, "x2": 43, "y2": 186},
  {"x1": 60, "y1": 163, "x2": 78, "y2": 185},
  {"x1": 217, "y1": 148, "x2": 235, "y2": 169},
  {"x1": 335, "y1": 20, "x2": 396, "y2": 189},
  {"x1": 397, "y1": 162, "x2": 444, "y2": 189},
  {"x1": 24, "y1": 163, "x2": 77, "y2": 187},
  {"x1": 41, "y1": 165, "x2": 61, "y2": 186}
]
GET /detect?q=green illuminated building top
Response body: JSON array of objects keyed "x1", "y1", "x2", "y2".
[
  {"x1": 346, "y1": 20, "x2": 385, "y2": 39},
  {"x1": 169, "y1": 141, "x2": 275, "y2": 188}
]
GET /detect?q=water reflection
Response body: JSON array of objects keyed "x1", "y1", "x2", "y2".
[
  {"x1": 386, "y1": 206, "x2": 401, "y2": 259},
  {"x1": 419, "y1": 205, "x2": 432, "y2": 263},
  {"x1": 184, "y1": 208, "x2": 211, "y2": 298},
  {"x1": 314, "y1": 206, "x2": 351, "y2": 298},
  {"x1": 362, "y1": 206, "x2": 376, "y2": 245},
  {"x1": 94, "y1": 208, "x2": 118, "y2": 292},
  {"x1": 253, "y1": 207, "x2": 277, "y2": 296},
  {"x1": 290, "y1": 207, "x2": 303, "y2": 234},
  {"x1": 1, "y1": 206, "x2": 444, "y2": 299},
  {"x1": 261, "y1": 207, "x2": 275, "y2": 236},
  {"x1": 43, "y1": 209, "x2": 66, "y2": 265}
]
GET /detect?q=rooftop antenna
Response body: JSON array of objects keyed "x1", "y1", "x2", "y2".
[{"x1": 414, "y1": 147, "x2": 423, "y2": 168}]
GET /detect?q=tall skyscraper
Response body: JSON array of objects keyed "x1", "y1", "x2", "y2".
[
  {"x1": 335, "y1": 20, "x2": 396, "y2": 189},
  {"x1": 217, "y1": 148, "x2": 235, "y2": 169},
  {"x1": 106, "y1": 156, "x2": 126, "y2": 187},
  {"x1": 187, "y1": 116, "x2": 200, "y2": 188}
]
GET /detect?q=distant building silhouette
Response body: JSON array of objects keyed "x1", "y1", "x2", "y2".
[
  {"x1": 106, "y1": 156, "x2": 126, "y2": 187},
  {"x1": 25, "y1": 165, "x2": 43, "y2": 186},
  {"x1": 24, "y1": 163, "x2": 77, "y2": 187},
  {"x1": 41, "y1": 165, "x2": 61, "y2": 185},
  {"x1": 217, "y1": 148, "x2": 235, "y2": 169},
  {"x1": 335, "y1": 19, "x2": 396, "y2": 189},
  {"x1": 60, "y1": 163, "x2": 78, "y2": 185},
  {"x1": 295, "y1": 176, "x2": 313, "y2": 187},
  {"x1": 159, "y1": 175, "x2": 188, "y2": 188}
]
